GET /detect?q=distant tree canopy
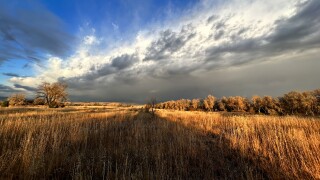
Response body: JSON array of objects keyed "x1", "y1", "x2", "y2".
[
  {"x1": 155, "y1": 89, "x2": 320, "y2": 116},
  {"x1": 36, "y1": 82, "x2": 68, "y2": 108},
  {"x1": 203, "y1": 95, "x2": 215, "y2": 111}
]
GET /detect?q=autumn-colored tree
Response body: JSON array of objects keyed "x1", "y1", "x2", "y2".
[
  {"x1": 164, "y1": 100, "x2": 175, "y2": 109},
  {"x1": 177, "y1": 99, "x2": 190, "y2": 111},
  {"x1": 281, "y1": 91, "x2": 308, "y2": 115},
  {"x1": 164, "y1": 102, "x2": 169, "y2": 109},
  {"x1": 217, "y1": 96, "x2": 227, "y2": 111},
  {"x1": 225, "y1": 97, "x2": 236, "y2": 112},
  {"x1": 313, "y1": 89, "x2": 320, "y2": 114},
  {"x1": 300, "y1": 92, "x2": 317, "y2": 115},
  {"x1": 251, "y1": 95, "x2": 262, "y2": 114},
  {"x1": 190, "y1": 98, "x2": 200, "y2": 110},
  {"x1": 260, "y1": 96, "x2": 280, "y2": 115},
  {"x1": 219, "y1": 96, "x2": 247, "y2": 112},
  {"x1": 203, "y1": 100, "x2": 209, "y2": 111},
  {"x1": 153, "y1": 88, "x2": 320, "y2": 115},
  {"x1": 7, "y1": 93, "x2": 26, "y2": 106},
  {"x1": 234, "y1": 96, "x2": 248, "y2": 112},
  {"x1": 36, "y1": 82, "x2": 68, "y2": 108},
  {"x1": 203, "y1": 95, "x2": 215, "y2": 111}
]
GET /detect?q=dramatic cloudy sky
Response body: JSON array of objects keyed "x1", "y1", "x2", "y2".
[{"x1": 0, "y1": 0, "x2": 319, "y2": 102}]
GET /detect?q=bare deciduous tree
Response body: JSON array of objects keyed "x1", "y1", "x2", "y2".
[
  {"x1": 145, "y1": 97, "x2": 157, "y2": 116},
  {"x1": 37, "y1": 82, "x2": 68, "y2": 108}
]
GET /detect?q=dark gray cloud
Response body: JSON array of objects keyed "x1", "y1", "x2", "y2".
[
  {"x1": 237, "y1": 28, "x2": 247, "y2": 35},
  {"x1": 269, "y1": 0, "x2": 320, "y2": 45},
  {"x1": 0, "y1": 84, "x2": 21, "y2": 93},
  {"x1": 2, "y1": 73, "x2": 20, "y2": 77},
  {"x1": 65, "y1": 54, "x2": 139, "y2": 83},
  {"x1": 201, "y1": 53, "x2": 320, "y2": 99},
  {"x1": 268, "y1": 0, "x2": 320, "y2": 47},
  {"x1": 205, "y1": 38, "x2": 261, "y2": 63},
  {"x1": 111, "y1": 54, "x2": 138, "y2": 70},
  {"x1": 214, "y1": 30, "x2": 224, "y2": 40},
  {"x1": 14, "y1": 84, "x2": 37, "y2": 91},
  {"x1": 207, "y1": 15, "x2": 218, "y2": 23},
  {"x1": 215, "y1": 21, "x2": 225, "y2": 30},
  {"x1": 2, "y1": 72, "x2": 30, "y2": 78},
  {"x1": 72, "y1": 51, "x2": 320, "y2": 103},
  {"x1": 76, "y1": 65, "x2": 116, "y2": 81},
  {"x1": 144, "y1": 25, "x2": 195, "y2": 61},
  {"x1": 0, "y1": 1, "x2": 74, "y2": 64},
  {"x1": 205, "y1": 0, "x2": 320, "y2": 70}
]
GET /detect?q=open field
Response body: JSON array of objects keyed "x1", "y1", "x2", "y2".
[{"x1": 0, "y1": 106, "x2": 319, "y2": 179}]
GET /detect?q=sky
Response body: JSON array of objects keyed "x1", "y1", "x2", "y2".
[{"x1": 0, "y1": 0, "x2": 319, "y2": 103}]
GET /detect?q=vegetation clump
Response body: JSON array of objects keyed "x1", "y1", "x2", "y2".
[
  {"x1": 7, "y1": 93, "x2": 26, "y2": 106},
  {"x1": 0, "y1": 100, "x2": 9, "y2": 107}
]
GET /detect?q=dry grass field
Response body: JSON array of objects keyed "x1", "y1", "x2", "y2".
[{"x1": 0, "y1": 106, "x2": 319, "y2": 179}]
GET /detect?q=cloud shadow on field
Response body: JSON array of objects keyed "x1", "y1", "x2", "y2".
[{"x1": 0, "y1": 109, "x2": 314, "y2": 179}]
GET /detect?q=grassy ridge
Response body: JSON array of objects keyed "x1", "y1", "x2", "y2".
[{"x1": 0, "y1": 107, "x2": 319, "y2": 179}]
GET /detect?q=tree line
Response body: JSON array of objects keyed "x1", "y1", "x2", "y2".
[
  {"x1": 1, "y1": 82, "x2": 68, "y2": 108},
  {"x1": 155, "y1": 89, "x2": 320, "y2": 116}
]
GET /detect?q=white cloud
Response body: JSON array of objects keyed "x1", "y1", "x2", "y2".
[
  {"x1": 83, "y1": 35, "x2": 100, "y2": 45},
  {"x1": 112, "y1": 22, "x2": 119, "y2": 31}
]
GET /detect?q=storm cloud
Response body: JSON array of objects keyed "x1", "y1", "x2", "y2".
[
  {"x1": 203, "y1": 0, "x2": 320, "y2": 69},
  {"x1": 0, "y1": 1, "x2": 74, "y2": 64},
  {"x1": 268, "y1": 0, "x2": 320, "y2": 48},
  {"x1": 111, "y1": 54, "x2": 139, "y2": 70}
]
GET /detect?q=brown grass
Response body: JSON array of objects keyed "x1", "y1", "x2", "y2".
[{"x1": 0, "y1": 107, "x2": 319, "y2": 179}]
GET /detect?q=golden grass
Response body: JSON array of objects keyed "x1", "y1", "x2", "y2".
[
  {"x1": 159, "y1": 110, "x2": 320, "y2": 179},
  {"x1": 0, "y1": 107, "x2": 319, "y2": 179}
]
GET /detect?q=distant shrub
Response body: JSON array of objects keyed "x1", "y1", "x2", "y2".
[
  {"x1": 25, "y1": 99, "x2": 34, "y2": 105},
  {"x1": 7, "y1": 93, "x2": 26, "y2": 106},
  {"x1": 145, "y1": 104, "x2": 151, "y2": 113},
  {"x1": 1, "y1": 101, "x2": 9, "y2": 107},
  {"x1": 33, "y1": 97, "x2": 45, "y2": 105},
  {"x1": 48, "y1": 102, "x2": 65, "y2": 108}
]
